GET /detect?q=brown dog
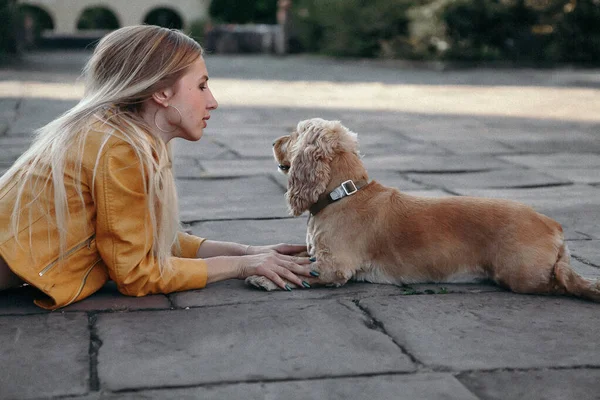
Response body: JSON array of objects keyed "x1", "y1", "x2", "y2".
[{"x1": 246, "y1": 118, "x2": 600, "y2": 302}]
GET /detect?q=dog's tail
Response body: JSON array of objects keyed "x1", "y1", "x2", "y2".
[{"x1": 552, "y1": 248, "x2": 600, "y2": 302}]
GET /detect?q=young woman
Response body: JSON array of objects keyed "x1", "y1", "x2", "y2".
[{"x1": 0, "y1": 25, "x2": 314, "y2": 310}]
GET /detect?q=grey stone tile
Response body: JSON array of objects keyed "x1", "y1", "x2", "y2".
[
  {"x1": 356, "y1": 131, "x2": 447, "y2": 156},
  {"x1": 0, "y1": 313, "x2": 89, "y2": 399},
  {"x1": 406, "y1": 169, "x2": 570, "y2": 189},
  {"x1": 360, "y1": 293, "x2": 600, "y2": 370},
  {"x1": 198, "y1": 158, "x2": 278, "y2": 178},
  {"x1": 429, "y1": 138, "x2": 514, "y2": 154},
  {"x1": 363, "y1": 154, "x2": 510, "y2": 172},
  {"x1": 190, "y1": 218, "x2": 306, "y2": 245},
  {"x1": 544, "y1": 168, "x2": 600, "y2": 184},
  {"x1": 62, "y1": 282, "x2": 172, "y2": 312},
  {"x1": 571, "y1": 257, "x2": 600, "y2": 279},
  {"x1": 569, "y1": 240, "x2": 600, "y2": 267},
  {"x1": 7, "y1": 99, "x2": 77, "y2": 135},
  {"x1": 458, "y1": 369, "x2": 600, "y2": 400},
  {"x1": 176, "y1": 176, "x2": 287, "y2": 222},
  {"x1": 171, "y1": 280, "x2": 404, "y2": 308},
  {"x1": 369, "y1": 170, "x2": 428, "y2": 190},
  {"x1": 96, "y1": 300, "x2": 415, "y2": 391},
  {"x1": 77, "y1": 373, "x2": 479, "y2": 400},
  {"x1": 499, "y1": 153, "x2": 600, "y2": 169},
  {"x1": 211, "y1": 132, "x2": 287, "y2": 158},
  {"x1": 454, "y1": 185, "x2": 600, "y2": 210},
  {"x1": 172, "y1": 137, "x2": 233, "y2": 160},
  {"x1": 499, "y1": 138, "x2": 600, "y2": 153}
]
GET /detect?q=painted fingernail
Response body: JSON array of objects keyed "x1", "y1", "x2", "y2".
[
  {"x1": 285, "y1": 284, "x2": 292, "y2": 291},
  {"x1": 302, "y1": 281, "x2": 311, "y2": 288},
  {"x1": 309, "y1": 257, "x2": 317, "y2": 262},
  {"x1": 310, "y1": 270, "x2": 320, "y2": 277}
]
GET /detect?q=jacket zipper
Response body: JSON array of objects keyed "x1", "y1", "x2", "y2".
[
  {"x1": 38, "y1": 234, "x2": 96, "y2": 277},
  {"x1": 63, "y1": 258, "x2": 101, "y2": 307}
]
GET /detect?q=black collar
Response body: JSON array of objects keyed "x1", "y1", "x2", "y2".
[{"x1": 309, "y1": 179, "x2": 368, "y2": 216}]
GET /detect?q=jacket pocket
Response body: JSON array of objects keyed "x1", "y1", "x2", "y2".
[{"x1": 38, "y1": 234, "x2": 96, "y2": 277}]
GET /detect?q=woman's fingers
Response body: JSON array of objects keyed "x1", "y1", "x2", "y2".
[{"x1": 275, "y1": 244, "x2": 308, "y2": 255}]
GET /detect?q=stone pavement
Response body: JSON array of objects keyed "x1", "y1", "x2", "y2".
[{"x1": 1, "y1": 51, "x2": 600, "y2": 400}]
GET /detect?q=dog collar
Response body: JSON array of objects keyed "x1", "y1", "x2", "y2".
[{"x1": 309, "y1": 179, "x2": 368, "y2": 216}]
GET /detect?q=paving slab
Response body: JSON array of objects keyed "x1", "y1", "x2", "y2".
[
  {"x1": 569, "y1": 240, "x2": 600, "y2": 267},
  {"x1": 210, "y1": 132, "x2": 288, "y2": 158},
  {"x1": 498, "y1": 138, "x2": 600, "y2": 153},
  {"x1": 367, "y1": 170, "x2": 428, "y2": 190},
  {"x1": 363, "y1": 154, "x2": 510, "y2": 172},
  {"x1": 96, "y1": 300, "x2": 415, "y2": 391},
  {"x1": 73, "y1": 373, "x2": 479, "y2": 400},
  {"x1": 176, "y1": 176, "x2": 287, "y2": 222},
  {"x1": 0, "y1": 313, "x2": 89, "y2": 399},
  {"x1": 360, "y1": 292, "x2": 600, "y2": 371},
  {"x1": 543, "y1": 167, "x2": 600, "y2": 184},
  {"x1": 426, "y1": 138, "x2": 515, "y2": 154},
  {"x1": 190, "y1": 218, "x2": 307, "y2": 245},
  {"x1": 7, "y1": 99, "x2": 77, "y2": 135},
  {"x1": 406, "y1": 168, "x2": 569, "y2": 189},
  {"x1": 458, "y1": 369, "x2": 600, "y2": 400},
  {"x1": 499, "y1": 153, "x2": 600, "y2": 169},
  {"x1": 171, "y1": 280, "x2": 404, "y2": 308},
  {"x1": 171, "y1": 137, "x2": 234, "y2": 160},
  {"x1": 198, "y1": 158, "x2": 280, "y2": 178}
]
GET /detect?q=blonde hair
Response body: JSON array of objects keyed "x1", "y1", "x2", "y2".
[{"x1": 0, "y1": 25, "x2": 203, "y2": 273}]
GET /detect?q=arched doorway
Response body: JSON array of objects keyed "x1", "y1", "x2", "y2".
[
  {"x1": 144, "y1": 8, "x2": 184, "y2": 29},
  {"x1": 76, "y1": 7, "x2": 120, "y2": 31},
  {"x1": 18, "y1": 4, "x2": 54, "y2": 47}
]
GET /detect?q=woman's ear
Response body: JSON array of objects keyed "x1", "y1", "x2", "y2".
[{"x1": 151, "y1": 87, "x2": 174, "y2": 107}]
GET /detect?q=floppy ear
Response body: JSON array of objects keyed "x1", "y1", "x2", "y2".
[{"x1": 286, "y1": 120, "x2": 339, "y2": 216}]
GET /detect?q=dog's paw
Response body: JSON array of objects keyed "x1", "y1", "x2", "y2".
[{"x1": 245, "y1": 275, "x2": 280, "y2": 291}]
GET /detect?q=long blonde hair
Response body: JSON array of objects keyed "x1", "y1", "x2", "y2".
[{"x1": 0, "y1": 25, "x2": 203, "y2": 273}]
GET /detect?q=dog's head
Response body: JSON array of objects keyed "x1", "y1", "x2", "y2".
[{"x1": 273, "y1": 118, "x2": 360, "y2": 216}]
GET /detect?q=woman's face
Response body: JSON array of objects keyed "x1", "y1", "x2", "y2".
[{"x1": 168, "y1": 57, "x2": 218, "y2": 142}]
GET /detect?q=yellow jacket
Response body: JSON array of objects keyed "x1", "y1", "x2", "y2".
[{"x1": 0, "y1": 124, "x2": 208, "y2": 310}]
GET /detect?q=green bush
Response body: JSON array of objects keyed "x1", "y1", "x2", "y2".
[
  {"x1": 292, "y1": 0, "x2": 426, "y2": 58},
  {"x1": 442, "y1": 0, "x2": 538, "y2": 62},
  {"x1": 209, "y1": 0, "x2": 278, "y2": 24},
  {"x1": 549, "y1": 0, "x2": 600, "y2": 64},
  {"x1": 0, "y1": 0, "x2": 19, "y2": 57}
]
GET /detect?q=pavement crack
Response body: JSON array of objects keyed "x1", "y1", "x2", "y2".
[
  {"x1": 88, "y1": 313, "x2": 103, "y2": 392},
  {"x1": 571, "y1": 254, "x2": 600, "y2": 269},
  {"x1": 350, "y1": 299, "x2": 424, "y2": 368}
]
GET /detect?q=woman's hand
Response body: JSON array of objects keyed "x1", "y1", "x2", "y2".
[
  {"x1": 246, "y1": 243, "x2": 307, "y2": 257},
  {"x1": 237, "y1": 251, "x2": 313, "y2": 290}
]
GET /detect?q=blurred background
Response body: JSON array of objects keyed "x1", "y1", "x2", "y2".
[{"x1": 1, "y1": 0, "x2": 599, "y2": 66}]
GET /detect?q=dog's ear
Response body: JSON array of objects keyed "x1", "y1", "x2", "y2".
[{"x1": 286, "y1": 119, "x2": 340, "y2": 216}]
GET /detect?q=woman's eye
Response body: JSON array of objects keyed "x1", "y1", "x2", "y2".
[{"x1": 199, "y1": 85, "x2": 207, "y2": 91}]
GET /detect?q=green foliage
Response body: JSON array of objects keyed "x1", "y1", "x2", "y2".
[
  {"x1": 187, "y1": 18, "x2": 207, "y2": 45},
  {"x1": 209, "y1": 0, "x2": 278, "y2": 24},
  {"x1": 77, "y1": 7, "x2": 120, "y2": 30},
  {"x1": 549, "y1": 0, "x2": 600, "y2": 64},
  {"x1": 292, "y1": 0, "x2": 423, "y2": 58},
  {"x1": 290, "y1": 0, "x2": 600, "y2": 65},
  {"x1": 0, "y1": 0, "x2": 18, "y2": 57}
]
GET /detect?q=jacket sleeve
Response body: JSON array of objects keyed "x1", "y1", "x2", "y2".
[{"x1": 95, "y1": 142, "x2": 208, "y2": 296}]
